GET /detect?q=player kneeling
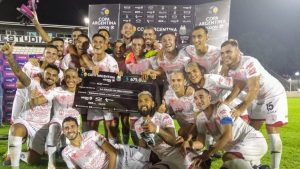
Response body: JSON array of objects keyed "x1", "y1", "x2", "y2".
[
  {"x1": 182, "y1": 88, "x2": 268, "y2": 169},
  {"x1": 61, "y1": 116, "x2": 154, "y2": 169}
]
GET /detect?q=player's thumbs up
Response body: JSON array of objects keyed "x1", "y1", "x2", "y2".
[{"x1": 158, "y1": 100, "x2": 167, "y2": 113}]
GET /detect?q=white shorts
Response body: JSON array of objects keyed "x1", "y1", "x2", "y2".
[
  {"x1": 249, "y1": 92, "x2": 288, "y2": 126},
  {"x1": 115, "y1": 144, "x2": 151, "y2": 169},
  {"x1": 226, "y1": 131, "x2": 267, "y2": 164},
  {"x1": 87, "y1": 109, "x2": 119, "y2": 121},
  {"x1": 14, "y1": 118, "x2": 48, "y2": 155}
]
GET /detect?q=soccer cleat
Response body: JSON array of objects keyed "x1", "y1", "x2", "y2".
[
  {"x1": 20, "y1": 152, "x2": 29, "y2": 164},
  {"x1": 2, "y1": 153, "x2": 11, "y2": 166}
]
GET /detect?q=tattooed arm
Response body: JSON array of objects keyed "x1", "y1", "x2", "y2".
[{"x1": 1, "y1": 43, "x2": 31, "y2": 87}]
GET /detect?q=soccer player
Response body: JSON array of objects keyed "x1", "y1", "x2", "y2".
[
  {"x1": 221, "y1": 39, "x2": 288, "y2": 169},
  {"x1": 2, "y1": 42, "x2": 60, "y2": 169},
  {"x1": 163, "y1": 71, "x2": 195, "y2": 136},
  {"x1": 185, "y1": 88, "x2": 267, "y2": 169},
  {"x1": 61, "y1": 116, "x2": 152, "y2": 169},
  {"x1": 120, "y1": 22, "x2": 136, "y2": 49},
  {"x1": 87, "y1": 33, "x2": 120, "y2": 145},
  {"x1": 60, "y1": 34, "x2": 93, "y2": 70},
  {"x1": 98, "y1": 28, "x2": 113, "y2": 54},
  {"x1": 185, "y1": 62, "x2": 249, "y2": 121},
  {"x1": 29, "y1": 68, "x2": 82, "y2": 169},
  {"x1": 143, "y1": 32, "x2": 190, "y2": 82},
  {"x1": 125, "y1": 36, "x2": 156, "y2": 145},
  {"x1": 142, "y1": 26, "x2": 161, "y2": 58},
  {"x1": 11, "y1": 45, "x2": 60, "y2": 123},
  {"x1": 135, "y1": 91, "x2": 192, "y2": 169},
  {"x1": 183, "y1": 26, "x2": 221, "y2": 74}
]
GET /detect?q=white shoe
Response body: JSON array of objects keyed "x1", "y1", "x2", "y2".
[{"x1": 20, "y1": 152, "x2": 29, "y2": 164}]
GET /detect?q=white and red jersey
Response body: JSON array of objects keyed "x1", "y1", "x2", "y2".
[
  {"x1": 126, "y1": 57, "x2": 155, "y2": 75},
  {"x1": 60, "y1": 54, "x2": 76, "y2": 70},
  {"x1": 164, "y1": 88, "x2": 195, "y2": 126},
  {"x1": 152, "y1": 53, "x2": 190, "y2": 81},
  {"x1": 45, "y1": 87, "x2": 80, "y2": 124},
  {"x1": 196, "y1": 104, "x2": 262, "y2": 150},
  {"x1": 183, "y1": 45, "x2": 221, "y2": 74},
  {"x1": 92, "y1": 54, "x2": 119, "y2": 73},
  {"x1": 22, "y1": 62, "x2": 43, "y2": 79},
  {"x1": 227, "y1": 55, "x2": 285, "y2": 101},
  {"x1": 193, "y1": 74, "x2": 233, "y2": 104},
  {"x1": 20, "y1": 79, "x2": 54, "y2": 129},
  {"x1": 62, "y1": 131, "x2": 109, "y2": 169},
  {"x1": 135, "y1": 112, "x2": 177, "y2": 159}
]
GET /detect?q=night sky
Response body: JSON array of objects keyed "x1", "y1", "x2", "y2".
[{"x1": 0, "y1": 0, "x2": 299, "y2": 77}]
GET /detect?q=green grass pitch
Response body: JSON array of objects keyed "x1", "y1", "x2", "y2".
[{"x1": 0, "y1": 98, "x2": 299, "y2": 169}]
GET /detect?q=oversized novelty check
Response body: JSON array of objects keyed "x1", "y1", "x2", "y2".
[{"x1": 74, "y1": 70, "x2": 160, "y2": 113}]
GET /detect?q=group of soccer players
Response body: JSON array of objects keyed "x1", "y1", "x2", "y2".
[{"x1": 0, "y1": 11, "x2": 288, "y2": 169}]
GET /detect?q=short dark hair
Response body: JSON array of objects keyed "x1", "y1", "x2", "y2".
[
  {"x1": 44, "y1": 63, "x2": 60, "y2": 75},
  {"x1": 160, "y1": 31, "x2": 176, "y2": 39},
  {"x1": 221, "y1": 39, "x2": 239, "y2": 48},
  {"x1": 45, "y1": 45, "x2": 58, "y2": 52},
  {"x1": 51, "y1": 37, "x2": 64, "y2": 44},
  {"x1": 72, "y1": 28, "x2": 83, "y2": 34},
  {"x1": 192, "y1": 26, "x2": 208, "y2": 34},
  {"x1": 92, "y1": 33, "x2": 106, "y2": 42},
  {"x1": 98, "y1": 29, "x2": 110, "y2": 37},
  {"x1": 132, "y1": 35, "x2": 145, "y2": 42},
  {"x1": 78, "y1": 34, "x2": 90, "y2": 43},
  {"x1": 195, "y1": 87, "x2": 210, "y2": 95},
  {"x1": 62, "y1": 116, "x2": 79, "y2": 127},
  {"x1": 185, "y1": 62, "x2": 207, "y2": 75}
]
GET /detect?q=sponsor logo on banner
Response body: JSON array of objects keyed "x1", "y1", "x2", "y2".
[
  {"x1": 4, "y1": 106, "x2": 12, "y2": 112},
  {"x1": 6, "y1": 101, "x2": 14, "y2": 106},
  {"x1": 15, "y1": 54, "x2": 28, "y2": 61},
  {"x1": 4, "y1": 94, "x2": 16, "y2": 100},
  {"x1": 3, "y1": 71, "x2": 15, "y2": 77},
  {"x1": 4, "y1": 77, "x2": 17, "y2": 83},
  {"x1": 4, "y1": 65, "x2": 12, "y2": 71},
  {"x1": 0, "y1": 65, "x2": 2, "y2": 71},
  {"x1": 4, "y1": 89, "x2": 16, "y2": 94},
  {"x1": 4, "y1": 83, "x2": 16, "y2": 88},
  {"x1": 17, "y1": 60, "x2": 27, "y2": 67},
  {"x1": 0, "y1": 34, "x2": 44, "y2": 44}
]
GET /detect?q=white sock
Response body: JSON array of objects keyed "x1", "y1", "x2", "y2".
[
  {"x1": 9, "y1": 136, "x2": 23, "y2": 167},
  {"x1": 47, "y1": 124, "x2": 60, "y2": 167},
  {"x1": 47, "y1": 146, "x2": 56, "y2": 167},
  {"x1": 269, "y1": 134, "x2": 282, "y2": 169}
]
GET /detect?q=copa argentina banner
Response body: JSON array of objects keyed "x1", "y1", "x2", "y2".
[{"x1": 88, "y1": 0, "x2": 231, "y2": 47}]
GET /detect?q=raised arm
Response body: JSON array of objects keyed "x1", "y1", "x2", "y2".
[
  {"x1": 31, "y1": 11, "x2": 52, "y2": 43},
  {"x1": 1, "y1": 43, "x2": 31, "y2": 87}
]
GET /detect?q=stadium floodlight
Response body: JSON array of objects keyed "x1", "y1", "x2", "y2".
[
  {"x1": 84, "y1": 17, "x2": 89, "y2": 25},
  {"x1": 295, "y1": 71, "x2": 300, "y2": 76}
]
